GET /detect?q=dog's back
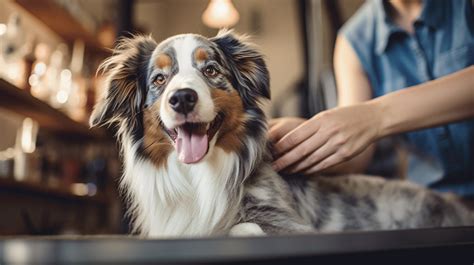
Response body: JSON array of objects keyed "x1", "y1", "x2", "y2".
[
  {"x1": 239, "y1": 168, "x2": 474, "y2": 235},
  {"x1": 292, "y1": 175, "x2": 473, "y2": 230}
]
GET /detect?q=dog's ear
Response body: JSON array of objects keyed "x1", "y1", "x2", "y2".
[
  {"x1": 211, "y1": 30, "x2": 270, "y2": 106},
  {"x1": 90, "y1": 35, "x2": 157, "y2": 127}
]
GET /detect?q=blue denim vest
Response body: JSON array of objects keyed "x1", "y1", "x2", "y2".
[{"x1": 340, "y1": 0, "x2": 474, "y2": 197}]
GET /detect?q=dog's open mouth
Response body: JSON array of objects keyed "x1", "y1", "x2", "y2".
[{"x1": 163, "y1": 113, "x2": 224, "y2": 164}]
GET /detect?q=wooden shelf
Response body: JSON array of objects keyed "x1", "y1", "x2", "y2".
[
  {"x1": 0, "y1": 177, "x2": 109, "y2": 205},
  {"x1": 14, "y1": 0, "x2": 111, "y2": 56},
  {"x1": 0, "y1": 78, "x2": 106, "y2": 140}
]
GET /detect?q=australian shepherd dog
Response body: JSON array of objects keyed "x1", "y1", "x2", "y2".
[{"x1": 90, "y1": 30, "x2": 473, "y2": 237}]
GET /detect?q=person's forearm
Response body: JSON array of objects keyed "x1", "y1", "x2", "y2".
[{"x1": 372, "y1": 66, "x2": 474, "y2": 139}]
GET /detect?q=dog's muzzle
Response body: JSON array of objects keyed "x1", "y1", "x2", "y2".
[
  {"x1": 163, "y1": 87, "x2": 223, "y2": 164},
  {"x1": 168, "y1": 88, "x2": 198, "y2": 115}
]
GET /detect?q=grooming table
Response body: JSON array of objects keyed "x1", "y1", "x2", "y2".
[{"x1": 1, "y1": 226, "x2": 473, "y2": 264}]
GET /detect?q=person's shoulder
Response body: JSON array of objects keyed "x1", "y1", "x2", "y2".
[{"x1": 339, "y1": 0, "x2": 378, "y2": 42}]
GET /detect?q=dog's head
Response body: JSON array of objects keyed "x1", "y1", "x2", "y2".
[{"x1": 90, "y1": 31, "x2": 270, "y2": 166}]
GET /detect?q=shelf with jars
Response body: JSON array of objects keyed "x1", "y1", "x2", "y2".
[
  {"x1": 0, "y1": 78, "x2": 106, "y2": 139},
  {"x1": 14, "y1": 0, "x2": 114, "y2": 56},
  {"x1": 0, "y1": 122, "x2": 121, "y2": 234},
  {"x1": 0, "y1": 124, "x2": 120, "y2": 204},
  {"x1": 0, "y1": 177, "x2": 109, "y2": 205},
  {"x1": 0, "y1": 1, "x2": 122, "y2": 235},
  {"x1": 0, "y1": 0, "x2": 116, "y2": 138}
]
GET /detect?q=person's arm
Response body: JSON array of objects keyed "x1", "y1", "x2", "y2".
[
  {"x1": 273, "y1": 65, "x2": 474, "y2": 174},
  {"x1": 374, "y1": 65, "x2": 474, "y2": 137},
  {"x1": 271, "y1": 35, "x2": 375, "y2": 174},
  {"x1": 272, "y1": 36, "x2": 474, "y2": 174}
]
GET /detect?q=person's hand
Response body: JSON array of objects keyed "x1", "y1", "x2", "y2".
[
  {"x1": 271, "y1": 103, "x2": 382, "y2": 174},
  {"x1": 268, "y1": 117, "x2": 307, "y2": 143}
]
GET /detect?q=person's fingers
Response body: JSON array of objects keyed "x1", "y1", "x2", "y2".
[
  {"x1": 268, "y1": 118, "x2": 307, "y2": 143},
  {"x1": 274, "y1": 121, "x2": 319, "y2": 155},
  {"x1": 272, "y1": 148, "x2": 303, "y2": 172},
  {"x1": 274, "y1": 134, "x2": 327, "y2": 173},
  {"x1": 272, "y1": 133, "x2": 327, "y2": 172},
  {"x1": 268, "y1": 123, "x2": 287, "y2": 143},
  {"x1": 287, "y1": 137, "x2": 334, "y2": 174},
  {"x1": 303, "y1": 152, "x2": 345, "y2": 175}
]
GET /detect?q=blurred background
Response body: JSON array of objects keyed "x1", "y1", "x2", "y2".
[{"x1": 0, "y1": 0, "x2": 364, "y2": 236}]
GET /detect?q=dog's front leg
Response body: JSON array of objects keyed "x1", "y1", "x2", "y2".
[
  {"x1": 238, "y1": 201, "x2": 315, "y2": 235},
  {"x1": 229, "y1": 222, "x2": 266, "y2": 237},
  {"x1": 238, "y1": 173, "x2": 315, "y2": 235}
]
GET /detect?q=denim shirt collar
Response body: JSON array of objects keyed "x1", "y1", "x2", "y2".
[{"x1": 374, "y1": 0, "x2": 445, "y2": 55}]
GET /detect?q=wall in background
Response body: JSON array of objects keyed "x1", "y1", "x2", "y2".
[{"x1": 319, "y1": 0, "x2": 364, "y2": 67}]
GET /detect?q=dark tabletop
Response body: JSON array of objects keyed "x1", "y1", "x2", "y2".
[{"x1": 1, "y1": 226, "x2": 474, "y2": 264}]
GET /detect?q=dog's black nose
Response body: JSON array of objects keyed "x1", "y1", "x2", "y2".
[{"x1": 169, "y1": 88, "x2": 198, "y2": 115}]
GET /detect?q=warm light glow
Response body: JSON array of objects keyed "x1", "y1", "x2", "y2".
[
  {"x1": 6, "y1": 62, "x2": 24, "y2": 84},
  {"x1": 56, "y1": 90, "x2": 69, "y2": 104},
  {"x1": 0, "y1": 24, "x2": 6, "y2": 36},
  {"x1": 21, "y1": 118, "x2": 38, "y2": 153},
  {"x1": 71, "y1": 183, "x2": 97, "y2": 196},
  {"x1": 71, "y1": 183, "x2": 88, "y2": 196},
  {"x1": 33, "y1": 62, "x2": 47, "y2": 76},
  {"x1": 202, "y1": 0, "x2": 239, "y2": 28},
  {"x1": 28, "y1": 74, "x2": 39, "y2": 87},
  {"x1": 55, "y1": 68, "x2": 72, "y2": 105},
  {"x1": 4, "y1": 241, "x2": 30, "y2": 264},
  {"x1": 60, "y1": 69, "x2": 72, "y2": 80}
]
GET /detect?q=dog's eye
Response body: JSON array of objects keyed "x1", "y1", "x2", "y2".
[
  {"x1": 154, "y1": 74, "x2": 166, "y2": 86},
  {"x1": 204, "y1": 65, "x2": 219, "y2": 78}
]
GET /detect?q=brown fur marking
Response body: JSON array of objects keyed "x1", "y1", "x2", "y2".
[
  {"x1": 195, "y1": 48, "x2": 208, "y2": 62},
  {"x1": 155, "y1": 54, "x2": 172, "y2": 69},
  {"x1": 143, "y1": 102, "x2": 173, "y2": 167},
  {"x1": 212, "y1": 89, "x2": 246, "y2": 153}
]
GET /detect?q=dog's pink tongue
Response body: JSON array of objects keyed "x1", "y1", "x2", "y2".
[{"x1": 176, "y1": 127, "x2": 209, "y2": 164}]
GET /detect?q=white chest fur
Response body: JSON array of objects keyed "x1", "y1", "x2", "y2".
[{"x1": 121, "y1": 136, "x2": 241, "y2": 237}]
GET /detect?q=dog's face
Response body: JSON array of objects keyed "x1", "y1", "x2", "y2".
[{"x1": 90, "y1": 31, "x2": 270, "y2": 166}]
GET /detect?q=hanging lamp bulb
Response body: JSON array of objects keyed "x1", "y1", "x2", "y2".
[{"x1": 202, "y1": 0, "x2": 240, "y2": 29}]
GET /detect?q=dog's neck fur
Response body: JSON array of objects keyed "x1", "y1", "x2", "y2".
[{"x1": 119, "y1": 126, "x2": 264, "y2": 237}]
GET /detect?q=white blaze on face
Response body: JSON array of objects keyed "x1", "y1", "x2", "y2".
[{"x1": 159, "y1": 35, "x2": 217, "y2": 164}]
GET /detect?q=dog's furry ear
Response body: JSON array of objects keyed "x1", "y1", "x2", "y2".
[
  {"x1": 90, "y1": 35, "x2": 157, "y2": 127},
  {"x1": 211, "y1": 30, "x2": 270, "y2": 106}
]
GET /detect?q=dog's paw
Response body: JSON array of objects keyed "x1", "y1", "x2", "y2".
[{"x1": 229, "y1": 222, "x2": 266, "y2": 237}]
